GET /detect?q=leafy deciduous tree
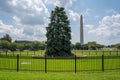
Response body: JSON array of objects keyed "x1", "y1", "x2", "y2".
[{"x1": 1, "y1": 34, "x2": 12, "y2": 42}]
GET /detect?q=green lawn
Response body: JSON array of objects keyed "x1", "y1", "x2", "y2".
[
  {"x1": 0, "y1": 55, "x2": 120, "y2": 72},
  {"x1": 73, "y1": 50, "x2": 120, "y2": 56},
  {"x1": 0, "y1": 50, "x2": 120, "y2": 80},
  {"x1": 0, "y1": 70, "x2": 120, "y2": 80},
  {"x1": 0, "y1": 50, "x2": 45, "y2": 56},
  {"x1": 0, "y1": 50, "x2": 120, "y2": 56}
]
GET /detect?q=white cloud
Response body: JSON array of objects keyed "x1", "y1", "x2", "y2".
[
  {"x1": 13, "y1": 16, "x2": 21, "y2": 22},
  {"x1": 106, "y1": 9, "x2": 118, "y2": 14},
  {"x1": 44, "y1": 0, "x2": 75, "y2": 8},
  {"x1": 82, "y1": 9, "x2": 91, "y2": 16},
  {"x1": 94, "y1": 16, "x2": 100, "y2": 19},
  {"x1": 0, "y1": 20, "x2": 24, "y2": 39},
  {"x1": 19, "y1": 24, "x2": 46, "y2": 41},
  {"x1": 68, "y1": 9, "x2": 92, "y2": 23},
  {"x1": 0, "y1": 0, "x2": 48, "y2": 41},
  {"x1": 68, "y1": 10, "x2": 79, "y2": 22},
  {"x1": 0, "y1": 20, "x2": 46, "y2": 41},
  {"x1": 89, "y1": 14, "x2": 120, "y2": 40},
  {"x1": 0, "y1": 0, "x2": 49, "y2": 25},
  {"x1": 84, "y1": 25, "x2": 94, "y2": 30}
]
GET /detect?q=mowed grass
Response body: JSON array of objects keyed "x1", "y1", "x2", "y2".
[
  {"x1": 0, "y1": 50, "x2": 120, "y2": 80},
  {"x1": 0, "y1": 50, "x2": 45, "y2": 56},
  {"x1": 0, "y1": 70, "x2": 120, "y2": 80},
  {"x1": 0, "y1": 50, "x2": 120, "y2": 56},
  {"x1": 73, "y1": 50, "x2": 120, "y2": 56},
  {"x1": 0, "y1": 55, "x2": 120, "y2": 72},
  {"x1": 0, "y1": 50, "x2": 120, "y2": 72}
]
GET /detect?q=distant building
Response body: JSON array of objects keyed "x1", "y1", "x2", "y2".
[{"x1": 15, "y1": 40, "x2": 33, "y2": 43}]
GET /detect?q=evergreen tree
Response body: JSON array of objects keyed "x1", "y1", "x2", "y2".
[{"x1": 45, "y1": 6, "x2": 72, "y2": 57}]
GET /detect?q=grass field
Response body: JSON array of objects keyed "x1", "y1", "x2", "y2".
[
  {"x1": 0, "y1": 50, "x2": 120, "y2": 80},
  {"x1": 0, "y1": 70, "x2": 120, "y2": 80},
  {"x1": 0, "y1": 50, "x2": 120, "y2": 56},
  {"x1": 0, "y1": 57, "x2": 120, "y2": 71}
]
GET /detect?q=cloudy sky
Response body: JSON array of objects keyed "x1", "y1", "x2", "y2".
[{"x1": 0, "y1": 0, "x2": 120, "y2": 45}]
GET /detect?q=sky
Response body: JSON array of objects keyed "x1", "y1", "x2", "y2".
[{"x1": 0, "y1": 0, "x2": 120, "y2": 45}]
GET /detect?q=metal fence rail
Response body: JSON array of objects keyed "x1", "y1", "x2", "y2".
[
  {"x1": 0, "y1": 50, "x2": 120, "y2": 57},
  {"x1": 0, "y1": 54, "x2": 120, "y2": 73}
]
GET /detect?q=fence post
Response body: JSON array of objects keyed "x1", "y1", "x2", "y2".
[
  {"x1": 117, "y1": 50, "x2": 118, "y2": 56},
  {"x1": 27, "y1": 51, "x2": 28, "y2": 56},
  {"x1": 82, "y1": 50, "x2": 83, "y2": 55},
  {"x1": 45, "y1": 55, "x2": 47, "y2": 73},
  {"x1": 17, "y1": 54, "x2": 19, "y2": 72},
  {"x1": 13, "y1": 51, "x2": 14, "y2": 56},
  {"x1": 109, "y1": 51, "x2": 111, "y2": 55},
  {"x1": 6, "y1": 51, "x2": 7, "y2": 56},
  {"x1": 96, "y1": 50, "x2": 97, "y2": 55},
  {"x1": 75, "y1": 55, "x2": 76, "y2": 73},
  {"x1": 40, "y1": 50, "x2": 42, "y2": 54},
  {"x1": 102, "y1": 54, "x2": 104, "y2": 72},
  {"x1": 103, "y1": 51, "x2": 104, "y2": 55},
  {"x1": 34, "y1": 51, "x2": 35, "y2": 55},
  {"x1": 20, "y1": 51, "x2": 21, "y2": 56}
]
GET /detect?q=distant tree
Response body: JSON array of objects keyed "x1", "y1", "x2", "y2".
[
  {"x1": 31, "y1": 41, "x2": 41, "y2": 51},
  {"x1": 17, "y1": 43, "x2": 24, "y2": 51},
  {"x1": 23, "y1": 43, "x2": 32, "y2": 50},
  {"x1": 9, "y1": 42, "x2": 17, "y2": 51},
  {"x1": 74, "y1": 42, "x2": 81, "y2": 50},
  {"x1": 86, "y1": 41, "x2": 104, "y2": 50},
  {"x1": 45, "y1": 6, "x2": 72, "y2": 57},
  {"x1": 96, "y1": 44, "x2": 104, "y2": 50},
  {"x1": 14, "y1": 41, "x2": 46, "y2": 51},
  {"x1": 0, "y1": 40, "x2": 10, "y2": 50},
  {"x1": 71, "y1": 44, "x2": 75, "y2": 50},
  {"x1": 87, "y1": 42, "x2": 96, "y2": 50},
  {"x1": 113, "y1": 43, "x2": 120, "y2": 50},
  {"x1": 82, "y1": 44, "x2": 88, "y2": 50},
  {"x1": 1, "y1": 34, "x2": 12, "y2": 42},
  {"x1": 40, "y1": 42, "x2": 46, "y2": 50}
]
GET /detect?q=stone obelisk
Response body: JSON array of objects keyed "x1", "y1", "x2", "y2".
[{"x1": 80, "y1": 15, "x2": 84, "y2": 45}]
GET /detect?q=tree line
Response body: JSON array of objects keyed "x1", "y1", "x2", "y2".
[
  {"x1": 71, "y1": 42, "x2": 105, "y2": 50},
  {"x1": 0, "y1": 34, "x2": 46, "y2": 51},
  {"x1": 0, "y1": 34, "x2": 120, "y2": 52}
]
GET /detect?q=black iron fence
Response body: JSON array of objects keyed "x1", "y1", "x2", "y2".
[
  {"x1": 0, "y1": 54, "x2": 120, "y2": 73},
  {"x1": 0, "y1": 50, "x2": 120, "y2": 57}
]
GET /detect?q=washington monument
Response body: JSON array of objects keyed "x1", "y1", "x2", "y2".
[{"x1": 80, "y1": 15, "x2": 84, "y2": 45}]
